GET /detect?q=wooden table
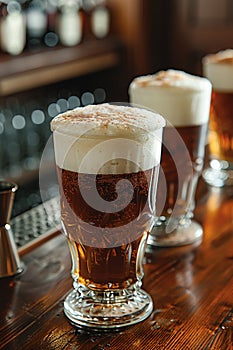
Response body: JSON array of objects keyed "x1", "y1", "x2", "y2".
[{"x1": 0, "y1": 180, "x2": 233, "y2": 350}]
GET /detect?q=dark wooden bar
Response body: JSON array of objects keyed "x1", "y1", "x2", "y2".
[
  {"x1": 0, "y1": 37, "x2": 123, "y2": 96},
  {"x1": 0, "y1": 179, "x2": 233, "y2": 350}
]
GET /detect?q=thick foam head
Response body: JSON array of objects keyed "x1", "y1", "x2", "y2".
[
  {"x1": 129, "y1": 69, "x2": 212, "y2": 126},
  {"x1": 202, "y1": 49, "x2": 233, "y2": 92},
  {"x1": 51, "y1": 103, "x2": 165, "y2": 174}
]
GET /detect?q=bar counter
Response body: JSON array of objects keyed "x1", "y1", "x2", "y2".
[{"x1": 0, "y1": 179, "x2": 233, "y2": 350}]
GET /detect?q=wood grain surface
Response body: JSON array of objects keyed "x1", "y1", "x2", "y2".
[{"x1": 0, "y1": 180, "x2": 232, "y2": 350}]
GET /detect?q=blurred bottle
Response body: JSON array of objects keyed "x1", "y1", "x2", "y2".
[
  {"x1": 43, "y1": 0, "x2": 59, "y2": 48},
  {"x1": 26, "y1": 0, "x2": 47, "y2": 49},
  {"x1": 0, "y1": 0, "x2": 26, "y2": 55},
  {"x1": 57, "y1": 0, "x2": 83, "y2": 47},
  {"x1": 82, "y1": 0, "x2": 110, "y2": 40},
  {"x1": 82, "y1": 0, "x2": 94, "y2": 39},
  {"x1": 91, "y1": 0, "x2": 110, "y2": 39}
]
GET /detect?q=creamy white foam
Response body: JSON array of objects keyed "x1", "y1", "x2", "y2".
[
  {"x1": 202, "y1": 49, "x2": 233, "y2": 92},
  {"x1": 129, "y1": 69, "x2": 212, "y2": 126},
  {"x1": 51, "y1": 103, "x2": 165, "y2": 174}
]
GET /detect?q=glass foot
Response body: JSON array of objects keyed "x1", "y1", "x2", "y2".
[
  {"x1": 202, "y1": 160, "x2": 233, "y2": 187},
  {"x1": 148, "y1": 220, "x2": 203, "y2": 247},
  {"x1": 64, "y1": 284, "x2": 153, "y2": 330},
  {"x1": 202, "y1": 168, "x2": 229, "y2": 187}
]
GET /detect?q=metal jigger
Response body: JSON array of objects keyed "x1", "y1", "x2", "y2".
[{"x1": 0, "y1": 181, "x2": 23, "y2": 278}]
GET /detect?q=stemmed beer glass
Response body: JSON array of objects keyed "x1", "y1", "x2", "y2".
[
  {"x1": 202, "y1": 49, "x2": 233, "y2": 187},
  {"x1": 129, "y1": 70, "x2": 212, "y2": 247},
  {"x1": 51, "y1": 103, "x2": 165, "y2": 328}
]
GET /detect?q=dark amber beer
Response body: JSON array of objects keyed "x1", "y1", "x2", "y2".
[
  {"x1": 129, "y1": 70, "x2": 212, "y2": 246},
  {"x1": 57, "y1": 166, "x2": 156, "y2": 290},
  {"x1": 209, "y1": 91, "x2": 233, "y2": 162},
  {"x1": 51, "y1": 103, "x2": 165, "y2": 328},
  {"x1": 158, "y1": 123, "x2": 208, "y2": 218}
]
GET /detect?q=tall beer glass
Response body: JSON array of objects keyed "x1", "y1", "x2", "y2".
[
  {"x1": 202, "y1": 49, "x2": 233, "y2": 187},
  {"x1": 51, "y1": 103, "x2": 165, "y2": 329},
  {"x1": 129, "y1": 70, "x2": 212, "y2": 247}
]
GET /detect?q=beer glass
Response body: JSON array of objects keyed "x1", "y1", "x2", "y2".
[
  {"x1": 202, "y1": 49, "x2": 233, "y2": 187},
  {"x1": 51, "y1": 103, "x2": 165, "y2": 329},
  {"x1": 129, "y1": 70, "x2": 212, "y2": 247}
]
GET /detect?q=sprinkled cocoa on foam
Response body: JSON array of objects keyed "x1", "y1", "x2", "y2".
[
  {"x1": 130, "y1": 70, "x2": 210, "y2": 91},
  {"x1": 51, "y1": 103, "x2": 165, "y2": 174},
  {"x1": 129, "y1": 69, "x2": 212, "y2": 126},
  {"x1": 203, "y1": 49, "x2": 233, "y2": 64},
  {"x1": 51, "y1": 103, "x2": 165, "y2": 138}
]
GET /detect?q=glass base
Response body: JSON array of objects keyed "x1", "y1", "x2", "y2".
[
  {"x1": 202, "y1": 167, "x2": 233, "y2": 187},
  {"x1": 148, "y1": 220, "x2": 203, "y2": 247},
  {"x1": 202, "y1": 159, "x2": 233, "y2": 187},
  {"x1": 64, "y1": 284, "x2": 153, "y2": 330}
]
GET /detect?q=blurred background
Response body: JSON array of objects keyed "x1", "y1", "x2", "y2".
[{"x1": 0, "y1": 0, "x2": 232, "y2": 217}]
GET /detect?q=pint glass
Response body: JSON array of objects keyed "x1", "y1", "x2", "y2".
[
  {"x1": 129, "y1": 70, "x2": 212, "y2": 246},
  {"x1": 51, "y1": 103, "x2": 165, "y2": 329},
  {"x1": 202, "y1": 49, "x2": 233, "y2": 187}
]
